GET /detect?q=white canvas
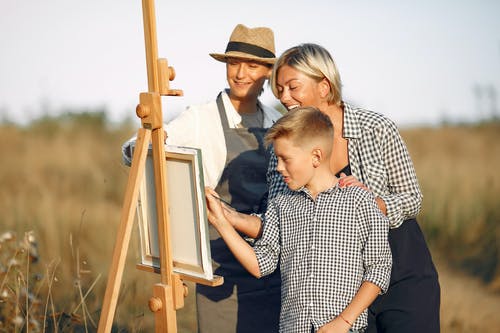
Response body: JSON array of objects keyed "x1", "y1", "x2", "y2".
[{"x1": 135, "y1": 144, "x2": 214, "y2": 282}]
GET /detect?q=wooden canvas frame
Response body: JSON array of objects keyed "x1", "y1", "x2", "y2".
[{"x1": 135, "y1": 145, "x2": 213, "y2": 282}]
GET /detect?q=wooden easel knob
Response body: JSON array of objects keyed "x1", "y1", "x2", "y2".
[
  {"x1": 148, "y1": 296, "x2": 163, "y2": 312},
  {"x1": 158, "y1": 59, "x2": 184, "y2": 97},
  {"x1": 167, "y1": 66, "x2": 176, "y2": 81},
  {"x1": 136, "y1": 104, "x2": 150, "y2": 119}
]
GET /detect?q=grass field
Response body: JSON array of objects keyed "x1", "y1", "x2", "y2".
[{"x1": 0, "y1": 112, "x2": 498, "y2": 332}]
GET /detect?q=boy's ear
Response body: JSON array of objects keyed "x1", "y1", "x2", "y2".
[{"x1": 312, "y1": 147, "x2": 323, "y2": 168}]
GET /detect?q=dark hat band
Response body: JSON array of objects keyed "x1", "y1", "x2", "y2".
[{"x1": 225, "y1": 41, "x2": 275, "y2": 59}]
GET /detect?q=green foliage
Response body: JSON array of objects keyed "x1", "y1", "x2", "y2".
[{"x1": 27, "y1": 109, "x2": 109, "y2": 139}]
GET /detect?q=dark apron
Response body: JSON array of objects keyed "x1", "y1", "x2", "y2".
[
  {"x1": 337, "y1": 164, "x2": 441, "y2": 333},
  {"x1": 196, "y1": 94, "x2": 281, "y2": 333},
  {"x1": 366, "y1": 218, "x2": 441, "y2": 333}
]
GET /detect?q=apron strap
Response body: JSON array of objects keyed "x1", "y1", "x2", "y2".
[{"x1": 216, "y1": 92, "x2": 231, "y2": 130}]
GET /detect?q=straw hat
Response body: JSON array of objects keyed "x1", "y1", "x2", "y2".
[{"x1": 210, "y1": 24, "x2": 276, "y2": 65}]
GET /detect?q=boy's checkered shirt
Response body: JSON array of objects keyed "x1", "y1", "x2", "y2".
[{"x1": 254, "y1": 185, "x2": 392, "y2": 333}]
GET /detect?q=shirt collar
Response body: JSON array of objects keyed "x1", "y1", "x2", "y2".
[
  {"x1": 342, "y1": 101, "x2": 362, "y2": 139},
  {"x1": 297, "y1": 183, "x2": 340, "y2": 198},
  {"x1": 222, "y1": 89, "x2": 242, "y2": 128}
]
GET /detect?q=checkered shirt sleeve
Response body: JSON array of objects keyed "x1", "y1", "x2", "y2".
[{"x1": 344, "y1": 103, "x2": 422, "y2": 228}]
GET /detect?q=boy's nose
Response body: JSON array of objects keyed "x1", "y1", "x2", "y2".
[{"x1": 276, "y1": 160, "x2": 285, "y2": 173}]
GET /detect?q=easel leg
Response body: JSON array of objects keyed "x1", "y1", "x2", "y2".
[
  {"x1": 97, "y1": 128, "x2": 151, "y2": 333},
  {"x1": 150, "y1": 283, "x2": 178, "y2": 332}
]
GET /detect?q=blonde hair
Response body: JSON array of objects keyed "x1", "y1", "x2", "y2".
[
  {"x1": 265, "y1": 106, "x2": 333, "y2": 155},
  {"x1": 270, "y1": 43, "x2": 342, "y2": 106}
]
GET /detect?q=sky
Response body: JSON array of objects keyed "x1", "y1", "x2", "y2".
[{"x1": 0, "y1": 0, "x2": 499, "y2": 127}]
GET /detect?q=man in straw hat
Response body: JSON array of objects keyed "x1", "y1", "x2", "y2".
[{"x1": 122, "y1": 24, "x2": 282, "y2": 332}]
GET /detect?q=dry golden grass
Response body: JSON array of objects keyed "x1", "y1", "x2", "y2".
[
  {"x1": 0, "y1": 114, "x2": 498, "y2": 332},
  {"x1": 402, "y1": 123, "x2": 500, "y2": 332},
  {"x1": 403, "y1": 123, "x2": 500, "y2": 287}
]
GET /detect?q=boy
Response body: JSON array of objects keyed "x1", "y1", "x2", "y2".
[{"x1": 205, "y1": 107, "x2": 392, "y2": 333}]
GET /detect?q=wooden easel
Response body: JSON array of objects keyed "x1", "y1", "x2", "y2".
[{"x1": 97, "y1": 1, "x2": 221, "y2": 332}]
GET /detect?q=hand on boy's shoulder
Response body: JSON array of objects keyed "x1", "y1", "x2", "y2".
[
  {"x1": 339, "y1": 183, "x2": 378, "y2": 207},
  {"x1": 339, "y1": 182, "x2": 373, "y2": 196},
  {"x1": 338, "y1": 173, "x2": 370, "y2": 191}
]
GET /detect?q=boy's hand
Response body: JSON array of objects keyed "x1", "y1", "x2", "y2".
[
  {"x1": 205, "y1": 187, "x2": 230, "y2": 230},
  {"x1": 204, "y1": 187, "x2": 264, "y2": 238},
  {"x1": 317, "y1": 316, "x2": 350, "y2": 333},
  {"x1": 204, "y1": 188, "x2": 262, "y2": 278}
]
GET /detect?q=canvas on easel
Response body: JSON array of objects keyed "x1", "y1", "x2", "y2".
[{"x1": 135, "y1": 145, "x2": 214, "y2": 282}]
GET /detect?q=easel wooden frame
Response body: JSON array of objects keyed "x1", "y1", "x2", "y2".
[{"x1": 97, "y1": 1, "x2": 222, "y2": 332}]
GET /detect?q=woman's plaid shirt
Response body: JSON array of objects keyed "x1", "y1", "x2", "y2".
[
  {"x1": 254, "y1": 185, "x2": 392, "y2": 333},
  {"x1": 267, "y1": 102, "x2": 423, "y2": 229}
]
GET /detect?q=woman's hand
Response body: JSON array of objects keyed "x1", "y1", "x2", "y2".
[
  {"x1": 316, "y1": 316, "x2": 350, "y2": 333},
  {"x1": 338, "y1": 172, "x2": 370, "y2": 191},
  {"x1": 338, "y1": 173, "x2": 387, "y2": 215}
]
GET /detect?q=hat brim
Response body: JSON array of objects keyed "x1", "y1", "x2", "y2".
[{"x1": 209, "y1": 51, "x2": 276, "y2": 65}]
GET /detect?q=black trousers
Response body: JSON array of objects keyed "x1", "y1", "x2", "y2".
[{"x1": 367, "y1": 219, "x2": 441, "y2": 333}]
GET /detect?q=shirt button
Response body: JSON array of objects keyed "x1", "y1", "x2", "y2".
[
  {"x1": 310, "y1": 273, "x2": 314, "y2": 278},
  {"x1": 309, "y1": 302, "x2": 314, "y2": 307}
]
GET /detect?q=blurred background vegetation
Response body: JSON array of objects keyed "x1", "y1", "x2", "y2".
[{"x1": 0, "y1": 109, "x2": 499, "y2": 332}]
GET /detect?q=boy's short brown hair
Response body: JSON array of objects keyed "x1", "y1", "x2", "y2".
[{"x1": 265, "y1": 107, "x2": 333, "y2": 155}]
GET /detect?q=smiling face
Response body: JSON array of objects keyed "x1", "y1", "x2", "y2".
[
  {"x1": 274, "y1": 136, "x2": 315, "y2": 191},
  {"x1": 275, "y1": 65, "x2": 330, "y2": 112},
  {"x1": 226, "y1": 57, "x2": 271, "y2": 102}
]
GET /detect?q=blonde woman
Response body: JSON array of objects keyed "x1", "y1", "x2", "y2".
[{"x1": 227, "y1": 43, "x2": 440, "y2": 332}]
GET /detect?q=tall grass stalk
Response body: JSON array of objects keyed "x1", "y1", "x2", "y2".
[{"x1": 42, "y1": 259, "x2": 59, "y2": 333}]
